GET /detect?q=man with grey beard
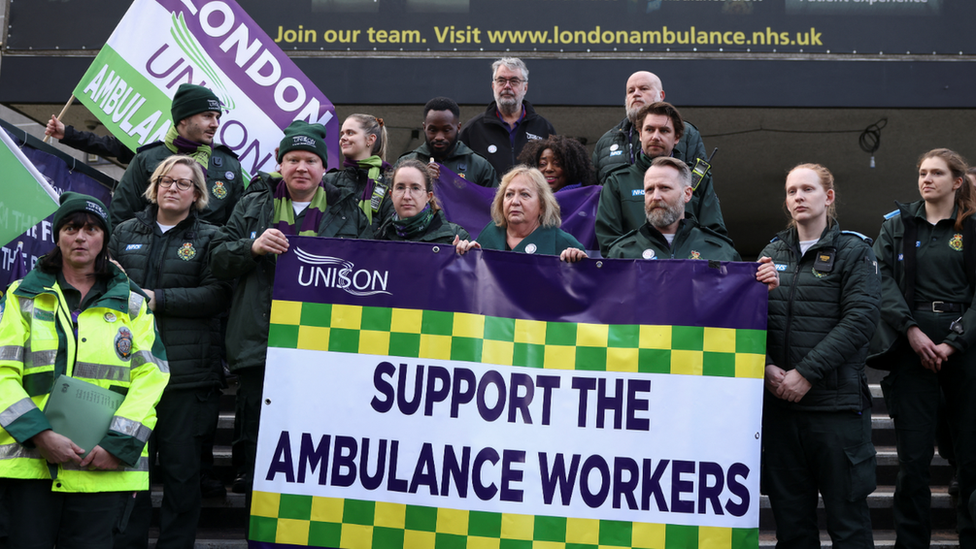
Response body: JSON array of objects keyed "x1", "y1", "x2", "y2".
[
  {"x1": 606, "y1": 156, "x2": 739, "y2": 261},
  {"x1": 591, "y1": 71, "x2": 707, "y2": 184},
  {"x1": 459, "y1": 57, "x2": 555, "y2": 177}
]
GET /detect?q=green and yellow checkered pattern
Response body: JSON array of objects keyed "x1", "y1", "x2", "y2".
[
  {"x1": 250, "y1": 492, "x2": 758, "y2": 549},
  {"x1": 268, "y1": 301, "x2": 765, "y2": 378}
]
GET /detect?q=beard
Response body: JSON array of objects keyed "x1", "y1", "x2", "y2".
[
  {"x1": 645, "y1": 200, "x2": 684, "y2": 229},
  {"x1": 626, "y1": 104, "x2": 642, "y2": 125}
]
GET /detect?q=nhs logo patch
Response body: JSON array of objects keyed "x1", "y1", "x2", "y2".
[
  {"x1": 632, "y1": 189, "x2": 645, "y2": 196},
  {"x1": 251, "y1": 231, "x2": 257, "y2": 238},
  {"x1": 125, "y1": 244, "x2": 143, "y2": 251},
  {"x1": 775, "y1": 264, "x2": 787, "y2": 271},
  {"x1": 610, "y1": 151, "x2": 623, "y2": 157}
]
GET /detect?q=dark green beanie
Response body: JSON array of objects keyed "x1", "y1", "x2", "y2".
[
  {"x1": 171, "y1": 84, "x2": 222, "y2": 123},
  {"x1": 54, "y1": 192, "x2": 112, "y2": 241},
  {"x1": 277, "y1": 121, "x2": 328, "y2": 166}
]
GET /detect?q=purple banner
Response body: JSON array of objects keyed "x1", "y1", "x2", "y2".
[
  {"x1": 273, "y1": 236, "x2": 768, "y2": 331},
  {"x1": 434, "y1": 164, "x2": 601, "y2": 251},
  {"x1": 1, "y1": 129, "x2": 113, "y2": 291},
  {"x1": 155, "y1": 0, "x2": 340, "y2": 170}
]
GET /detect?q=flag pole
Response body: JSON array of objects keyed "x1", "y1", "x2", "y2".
[{"x1": 42, "y1": 95, "x2": 75, "y2": 144}]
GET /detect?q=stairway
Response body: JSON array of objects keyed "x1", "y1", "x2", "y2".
[{"x1": 147, "y1": 370, "x2": 963, "y2": 548}]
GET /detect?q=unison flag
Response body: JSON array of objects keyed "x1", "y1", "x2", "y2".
[
  {"x1": 71, "y1": 0, "x2": 339, "y2": 179},
  {"x1": 250, "y1": 237, "x2": 767, "y2": 549}
]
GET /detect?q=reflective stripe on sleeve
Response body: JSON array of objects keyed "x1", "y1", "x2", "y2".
[
  {"x1": 73, "y1": 362, "x2": 130, "y2": 382},
  {"x1": 109, "y1": 416, "x2": 152, "y2": 443},
  {"x1": 19, "y1": 299, "x2": 34, "y2": 318},
  {"x1": 0, "y1": 442, "x2": 41, "y2": 460},
  {"x1": 25, "y1": 350, "x2": 56, "y2": 370},
  {"x1": 0, "y1": 398, "x2": 39, "y2": 429},
  {"x1": 0, "y1": 346, "x2": 24, "y2": 361},
  {"x1": 128, "y1": 293, "x2": 144, "y2": 320},
  {"x1": 131, "y1": 350, "x2": 169, "y2": 374}
]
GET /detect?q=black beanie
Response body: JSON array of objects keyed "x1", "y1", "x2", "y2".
[
  {"x1": 171, "y1": 84, "x2": 222, "y2": 123},
  {"x1": 277, "y1": 121, "x2": 328, "y2": 166},
  {"x1": 53, "y1": 192, "x2": 112, "y2": 241}
]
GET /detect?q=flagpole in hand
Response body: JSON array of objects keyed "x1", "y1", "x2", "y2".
[{"x1": 43, "y1": 95, "x2": 74, "y2": 144}]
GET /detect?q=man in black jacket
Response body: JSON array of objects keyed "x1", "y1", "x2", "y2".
[{"x1": 459, "y1": 57, "x2": 555, "y2": 178}]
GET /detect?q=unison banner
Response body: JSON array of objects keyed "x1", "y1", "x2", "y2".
[
  {"x1": 251, "y1": 237, "x2": 768, "y2": 549},
  {"x1": 71, "y1": 0, "x2": 339, "y2": 179}
]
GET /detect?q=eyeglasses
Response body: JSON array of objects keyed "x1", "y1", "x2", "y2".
[
  {"x1": 158, "y1": 176, "x2": 194, "y2": 191},
  {"x1": 493, "y1": 77, "x2": 525, "y2": 87},
  {"x1": 392, "y1": 186, "x2": 429, "y2": 195}
]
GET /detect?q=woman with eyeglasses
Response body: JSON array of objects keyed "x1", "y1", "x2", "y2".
[
  {"x1": 108, "y1": 155, "x2": 232, "y2": 548},
  {"x1": 375, "y1": 159, "x2": 470, "y2": 244}
]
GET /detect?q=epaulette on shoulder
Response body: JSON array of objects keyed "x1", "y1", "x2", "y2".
[
  {"x1": 883, "y1": 209, "x2": 901, "y2": 220},
  {"x1": 135, "y1": 141, "x2": 166, "y2": 154},
  {"x1": 841, "y1": 230, "x2": 873, "y2": 244},
  {"x1": 769, "y1": 236, "x2": 781, "y2": 243},
  {"x1": 214, "y1": 144, "x2": 240, "y2": 159}
]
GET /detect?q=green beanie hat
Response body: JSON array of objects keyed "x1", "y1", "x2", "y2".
[
  {"x1": 53, "y1": 192, "x2": 112, "y2": 241},
  {"x1": 171, "y1": 83, "x2": 222, "y2": 123},
  {"x1": 277, "y1": 121, "x2": 329, "y2": 166}
]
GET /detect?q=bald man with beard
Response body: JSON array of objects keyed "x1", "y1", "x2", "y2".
[{"x1": 591, "y1": 71, "x2": 708, "y2": 184}]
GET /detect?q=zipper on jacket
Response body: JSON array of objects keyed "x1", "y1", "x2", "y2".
[{"x1": 783, "y1": 244, "x2": 802, "y2": 371}]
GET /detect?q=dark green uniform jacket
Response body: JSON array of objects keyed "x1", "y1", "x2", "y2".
[
  {"x1": 476, "y1": 223, "x2": 584, "y2": 255},
  {"x1": 109, "y1": 206, "x2": 231, "y2": 391},
  {"x1": 606, "y1": 214, "x2": 739, "y2": 261},
  {"x1": 592, "y1": 118, "x2": 707, "y2": 185},
  {"x1": 375, "y1": 210, "x2": 471, "y2": 244},
  {"x1": 871, "y1": 200, "x2": 976, "y2": 358},
  {"x1": 595, "y1": 151, "x2": 727, "y2": 257},
  {"x1": 399, "y1": 141, "x2": 499, "y2": 188},
  {"x1": 111, "y1": 141, "x2": 244, "y2": 227},
  {"x1": 324, "y1": 164, "x2": 394, "y2": 237},
  {"x1": 761, "y1": 223, "x2": 881, "y2": 412},
  {"x1": 209, "y1": 173, "x2": 368, "y2": 372}
]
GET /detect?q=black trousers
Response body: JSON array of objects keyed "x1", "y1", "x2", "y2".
[
  {"x1": 763, "y1": 405, "x2": 876, "y2": 549},
  {"x1": 882, "y1": 310, "x2": 976, "y2": 549},
  {"x1": 0, "y1": 478, "x2": 121, "y2": 549}
]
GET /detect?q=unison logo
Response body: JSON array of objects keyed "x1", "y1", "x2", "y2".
[{"x1": 294, "y1": 248, "x2": 390, "y2": 297}]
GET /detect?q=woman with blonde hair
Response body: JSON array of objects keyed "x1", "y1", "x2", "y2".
[
  {"x1": 455, "y1": 165, "x2": 586, "y2": 262},
  {"x1": 109, "y1": 154, "x2": 231, "y2": 548}
]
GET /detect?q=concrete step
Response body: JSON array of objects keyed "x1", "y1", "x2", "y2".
[{"x1": 759, "y1": 530, "x2": 961, "y2": 547}]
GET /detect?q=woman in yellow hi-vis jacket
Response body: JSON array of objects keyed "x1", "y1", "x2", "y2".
[{"x1": 0, "y1": 192, "x2": 168, "y2": 548}]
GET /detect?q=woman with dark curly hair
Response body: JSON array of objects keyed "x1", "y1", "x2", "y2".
[{"x1": 517, "y1": 135, "x2": 595, "y2": 192}]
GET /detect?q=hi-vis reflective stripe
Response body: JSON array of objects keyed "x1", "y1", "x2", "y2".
[
  {"x1": 132, "y1": 350, "x2": 169, "y2": 374},
  {"x1": 24, "y1": 350, "x2": 56, "y2": 370},
  {"x1": 63, "y1": 456, "x2": 150, "y2": 472},
  {"x1": 74, "y1": 362, "x2": 130, "y2": 382},
  {"x1": 0, "y1": 398, "x2": 38, "y2": 428},
  {"x1": 0, "y1": 442, "x2": 40, "y2": 460},
  {"x1": 110, "y1": 416, "x2": 152, "y2": 443},
  {"x1": 19, "y1": 299, "x2": 33, "y2": 317},
  {"x1": 0, "y1": 346, "x2": 24, "y2": 361},
  {"x1": 128, "y1": 293, "x2": 144, "y2": 319}
]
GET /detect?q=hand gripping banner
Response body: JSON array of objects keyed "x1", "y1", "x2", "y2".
[{"x1": 252, "y1": 237, "x2": 768, "y2": 549}]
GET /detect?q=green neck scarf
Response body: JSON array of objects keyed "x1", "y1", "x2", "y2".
[
  {"x1": 354, "y1": 155, "x2": 386, "y2": 222},
  {"x1": 272, "y1": 180, "x2": 330, "y2": 236},
  {"x1": 165, "y1": 125, "x2": 212, "y2": 169},
  {"x1": 392, "y1": 204, "x2": 435, "y2": 240}
]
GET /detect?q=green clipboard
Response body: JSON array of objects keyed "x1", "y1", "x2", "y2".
[{"x1": 43, "y1": 375, "x2": 125, "y2": 458}]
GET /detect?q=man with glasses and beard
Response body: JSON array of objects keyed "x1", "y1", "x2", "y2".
[{"x1": 459, "y1": 57, "x2": 555, "y2": 177}]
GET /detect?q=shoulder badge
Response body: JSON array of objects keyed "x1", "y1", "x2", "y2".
[
  {"x1": 883, "y1": 209, "x2": 901, "y2": 220},
  {"x1": 212, "y1": 181, "x2": 228, "y2": 200},
  {"x1": 177, "y1": 242, "x2": 197, "y2": 261},
  {"x1": 115, "y1": 326, "x2": 133, "y2": 361},
  {"x1": 950, "y1": 233, "x2": 963, "y2": 251}
]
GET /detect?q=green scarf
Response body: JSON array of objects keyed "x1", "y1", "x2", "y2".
[
  {"x1": 353, "y1": 155, "x2": 386, "y2": 222},
  {"x1": 165, "y1": 125, "x2": 212, "y2": 169},
  {"x1": 272, "y1": 180, "x2": 330, "y2": 236},
  {"x1": 392, "y1": 204, "x2": 435, "y2": 240}
]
